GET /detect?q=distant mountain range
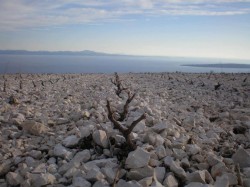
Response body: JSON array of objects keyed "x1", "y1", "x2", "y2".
[{"x1": 0, "y1": 50, "x2": 116, "y2": 56}]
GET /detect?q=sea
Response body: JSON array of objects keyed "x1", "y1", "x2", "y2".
[{"x1": 0, "y1": 54, "x2": 250, "y2": 74}]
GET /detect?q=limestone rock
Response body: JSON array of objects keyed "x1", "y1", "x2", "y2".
[
  {"x1": 125, "y1": 147, "x2": 150, "y2": 169},
  {"x1": 53, "y1": 144, "x2": 72, "y2": 160},
  {"x1": 0, "y1": 159, "x2": 12, "y2": 177},
  {"x1": 21, "y1": 120, "x2": 49, "y2": 135},
  {"x1": 164, "y1": 156, "x2": 187, "y2": 180},
  {"x1": 6, "y1": 172, "x2": 24, "y2": 186},
  {"x1": 29, "y1": 150, "x2": 42, "y2": 159},
  {"x1": 73, "y1": 176, "x2": 91, "y2": 187},
  {"x1": 187, "y1": 170, "x2": 206, "y2": 184},
  {"x1": 62, "y1": 135, "x2": 79, "y2": 148},
  {"x1": 232, "y1": 147, "x2": 250, "y2": 168},
  {"x1": 214, "y1": 175, "x2": 229, "y2": 187},
  {"x1": 155, "y1": 167, "x2": 166, "y2": 183},
  {"x1": 29, "y1": 173, "x2": 56, "y2": 187},
  {"x1": 85, "y1": 168, "x2": 105, "y2": 182},
  {"x1": 116, "y1": 179, "x2": 142, "y2": 187},
  {"x1": 163, "y1": 173, "x2": 178, "y2": 187},
  {"x1": 138, "y1": 177, "x2": 153, "y2": 187},
  {"x1": 127, "y1": 165, "x2": 154, "y2": 180},
  {"x1": 155, "y1": 145, "x2": 167, "y2": 159},
  {"x1": 93, "y1": 130, "x2": 109, "y2": 148},
  {"x1": 101, "y1": 167, "x2": 116, "y2": 184},
  {"x1": 211, "y1": 162, "x2": 228, "y2": 178}
]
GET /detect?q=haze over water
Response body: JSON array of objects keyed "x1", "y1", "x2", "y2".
[{"x1": 0, "y1": 54, "x2": 249, "y2": 74}]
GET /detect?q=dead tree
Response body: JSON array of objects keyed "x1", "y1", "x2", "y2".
[
  {"x1": 32, "y1": 80, "x2": 37, "y2": 88},
  {"x1": 3, "y1": 80, "x2": 6, "y2": 92},
  {"x1": 107, "y1": 100, "x2": 146, "y2": 150},
  {"x1": 111, "y1": 72, "x2": 128, "y2": 98},
  {"x1": 107, "y1": 73, "x2": 146, "y2": 151},
  {"x1": 19, "y1": 80, "x2": 23, "y2": 90}
]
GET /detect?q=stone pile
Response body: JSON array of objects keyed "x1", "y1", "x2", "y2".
[{"x1": 0, "y1": 73, "x2": 249, "y2": 187}]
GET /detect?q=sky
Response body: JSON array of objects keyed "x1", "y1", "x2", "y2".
[{"x1": 0, "y1": 0, "x2": 250, "y2": 60}]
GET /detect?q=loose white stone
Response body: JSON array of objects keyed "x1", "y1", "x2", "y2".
[
  {"x1": 6, "y1": 172, "x2": 24, "y2": 186},
  {"x1": 214, "y1": 175, "x2": 229, "y2": 187},
  {"x1": 154, "y1": 167, "x2": 166, "y2": 183},
  {"x1": 85, "y1": 168, "x2": 105, "y2": 182},
  {"x1": 125, "y1": 147, "x2": 150, "y2": 169},
  {"x1": 29, "y1": 150, "x2": 42, "y2": 159},
  {"x1": 211, "y1": 162, "x2": 228, "y2": 178},
  {"x1": 92, "y1": 130, "x2": 109, "y2": 148},
  {"x1": 138, "y1": 177, "x2": 153, "y2": 187},
  {"x1": 127, "y1": 165, "x2": 154, "y2": 180},
  {"x1": 29, "y1": 173, "x2": 56, "y2": 187},
  {"x1": 21, "y1": 120, "x2": 49, "y2": 135},
  {"x1": 187, "y1": 170, "x2": 206, "y2": 184},
  {"x1": 163, "y1": 173, "x2": 178, "y2": 187},
  {"x1": 62, "y1": 135, "x2": 79, "y2": 148},
  {"x1": 155, "y1": 145, "x2": 167, "y2": 159},
  {"x1": 164, "y1": 156, "x2": 187, "y2": 180},
  {"x1": 232, "y1": 147, "x2": 250, "y2": 168},
  {"x1": 73, "y1": 176, "x2": 91, "y2": 187},
  {"x1": 53, "y1": 144, "x2": 72, "y2": 160},
  {"x1": 116, "y1": 179, "x2": 142, "y2": 187}
]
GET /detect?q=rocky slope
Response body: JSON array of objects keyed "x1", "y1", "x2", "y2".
[{"x1": 0, "y1": 73, "x2": 250, "y2": 187}]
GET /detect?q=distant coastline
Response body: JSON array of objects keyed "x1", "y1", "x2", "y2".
[{"x1": 182, "y1": 63, "x2": 250, "y2": 69}]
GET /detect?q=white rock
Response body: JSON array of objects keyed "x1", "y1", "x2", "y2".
[
  {"x1": 152, "y1": 123, "x2": 168, "y2": 133},
  {"x1": 125, "y1": 147, "x2": 150, "y2": 169},
  {"x1": 101, "y1": 167, "x2": 116, "y2": 184},
  {"x1": 214, "y1": 175, "x2": 229, "y2": 187},
  {"x1": 21, "y1": 120, "x2": 49, "y2": 135},
  {"x1": 64, "y1": 167, "x2": 81, "y2": 178},
  {"x1": 32, "y1": 163, "x2": 46, "y2": 173},
  {"x1": 72, "y1": 150, "x2": 91, "y2": 164},
  {"x1": 133, "y1": 121, "x2": 146, "y2": 133},
  {"x1": 164, "y1": 156, "x2": 187, "y2": 180},
  {"x1": 155, "y1": 145, "x2": 167, "y2": 159},
  {"x1": 29, "y1": 150, "x2": 42, "y2": 159},
  {"x1": 138, "y1": 177, "x2": 153, "y2": 187},
  {"x1": 173, "y1": 148, "x2": 187, "y2": 160},
  {"x1": 116, "y1": 179, "x2": 142, "y2": 187},
  {"x1": 92, "y1": 130, "x2": 109, "y2": 148},
  {"x1": 53, "y1": 144, "x2": 72, "y2": 160},
  {"x1": 6, "y1": 172, "x2": 24, "y2": 186},
  {"x1": 12, "y1": 113, "x2": 25, "y2": 125},
  {"x1": 73, "y1": 176, "x2": 91, "y2": 187},
  {"x1": 221, "y1": 173, "x2": 238, "y2": 186},
  {"x1": 93, "y1": 179, "x2": 110, "y2": 187},
  {"x1": 184, "y1": 182, "x2": 205, "y2": 187},
  {"x1": 187, "y1": 170, "x2": 206, "y2": 184},
  {"x1": 206, "y1": 152, "x2": 222, "y2": 167},
  {"x1": 85, "y1": 168, "x2": 105, "y2": 182},
  {"x1": 232, "y1": 147, "x2": 250, "y2": 168},
  {"x1": 0, "y1": 159, "x2": 12, "y2": 176},
  {"x1": 243, "y1": 179, "x2": 250, "y2": 187},
  {"x1": 211, "y1": 162, "x2": 228, "y2": 178},
  {"x1": 79, "y1": 126, "x2": 91, "y2": 138},
  {"x1": 127, "y1": 165, "x2": 154, "y2": 180},
  {"x1": 163, "y1": 173, "x2": 178, "y2": 187},
  {"x1": 47, "y1": 164, "x2": 57, "y2": 174},
  {"x1": 62, "y1": 135, "x2": 79, "y2": 148},
  {"x1": 29, "y1": 173, "x2": 56, "y2": 187},
  {"x1": 185, "y1": 144, "x2": 201, "y2": 155}
]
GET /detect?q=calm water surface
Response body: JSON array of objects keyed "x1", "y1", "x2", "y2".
[{"x1": 0, "y1": 55, "x2": 249, "y2": 73}]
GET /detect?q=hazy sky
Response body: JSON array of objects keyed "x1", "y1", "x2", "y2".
[{"x1": 0, "y1": 0, "x2": 250, "y2": 59}]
